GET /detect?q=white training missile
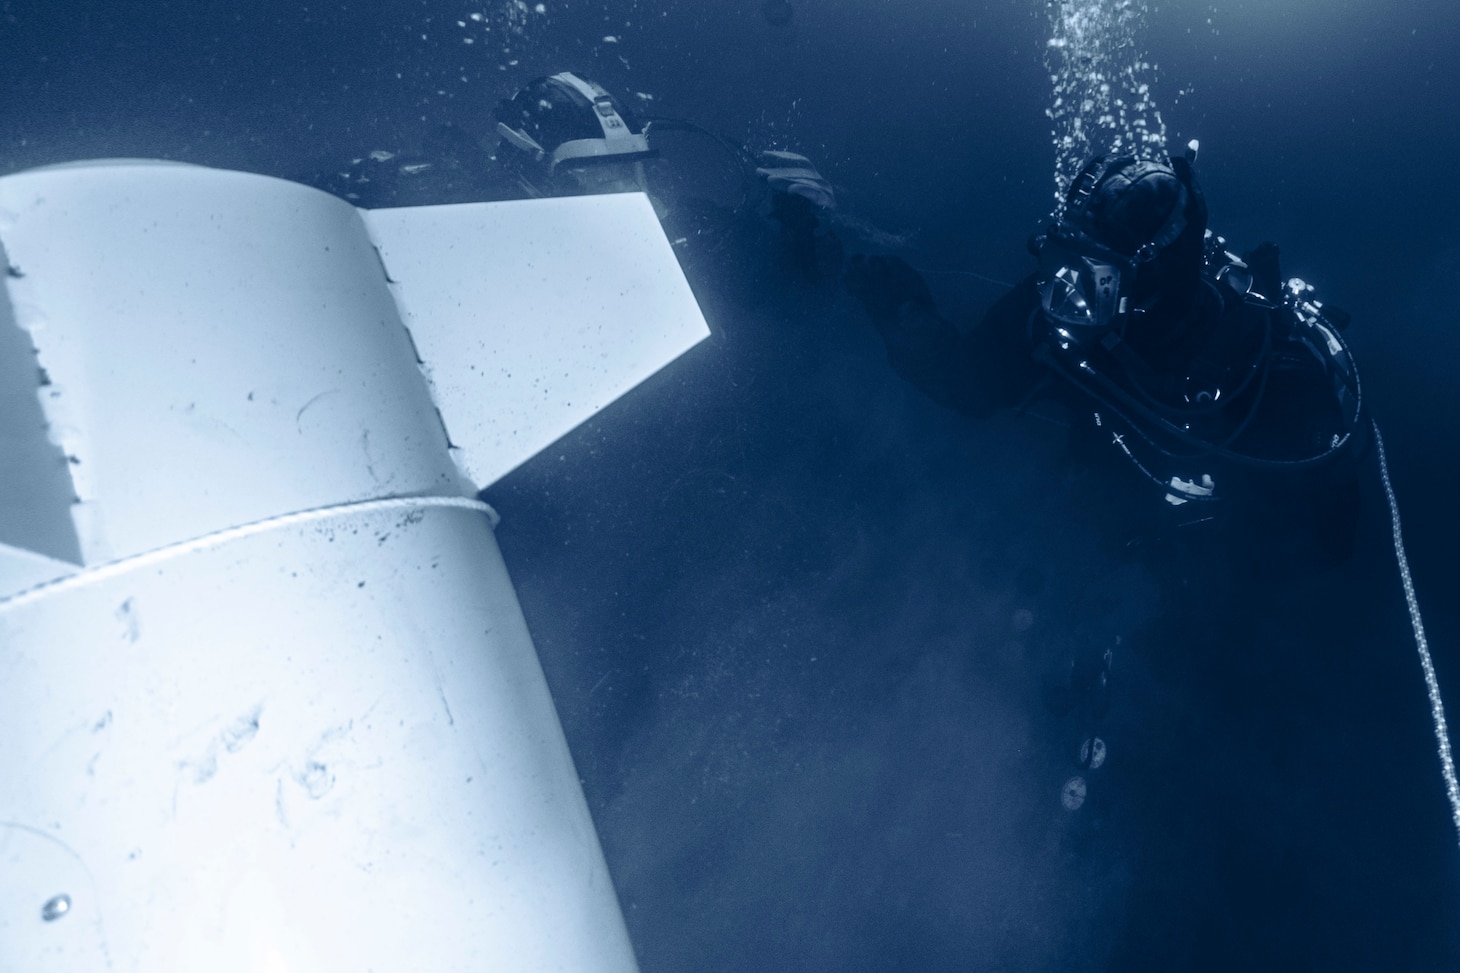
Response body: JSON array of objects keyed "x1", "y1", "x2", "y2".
[{"x1": 0, "y1": 160, "x2": 709, "y2": 970}]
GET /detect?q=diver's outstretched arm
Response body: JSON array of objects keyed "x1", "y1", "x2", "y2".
[{"x1": 845, "y1": 254, "x2": 1006, "y2": 418}]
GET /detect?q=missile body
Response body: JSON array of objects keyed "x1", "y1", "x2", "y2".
[{"x1": 0, "y1": 161, "x2": 708, "y2": 970}]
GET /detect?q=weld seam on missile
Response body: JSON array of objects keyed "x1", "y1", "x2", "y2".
[{"x1": 0, "y1": 495, "x2": 499, "y2": 615}]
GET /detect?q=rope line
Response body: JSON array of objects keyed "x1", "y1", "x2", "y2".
[
  {"x1": 1373, "y1": 421, "x2": 1460, "y2": 845},
  {"x1": 0, "y1": 495, "x2": 498, "y2": 615}
]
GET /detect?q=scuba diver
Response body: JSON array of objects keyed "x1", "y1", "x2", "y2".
[
  {"x1": 845, "y1": 141, "x2": 1368, "y2": 568},
  {"x1": 845, "y1": 143, "x2": 1371, "y2": 831},
  {"x1": 311, "y1": 71, "x2": 841, "y2": 282},
  {"x1": 493, "y1": 71, "x2": 841, "y2": 281}
]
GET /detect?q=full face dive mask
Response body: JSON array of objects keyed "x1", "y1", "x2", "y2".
[{"x1": 1035, "y1": 151, "x2": 1193, "y2": 342}]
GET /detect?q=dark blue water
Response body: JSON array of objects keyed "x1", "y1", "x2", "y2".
[{"x1": 6, "y1": 1, "x2": 1460, "y2": 968}]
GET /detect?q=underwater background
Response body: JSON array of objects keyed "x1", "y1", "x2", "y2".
[{"x1": 4, "y1": 0, "x2": 1459, "y2": 968}]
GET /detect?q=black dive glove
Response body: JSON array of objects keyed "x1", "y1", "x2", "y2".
[{"x1": 754, "y1": 150, "x2": 835, "y2": 210}]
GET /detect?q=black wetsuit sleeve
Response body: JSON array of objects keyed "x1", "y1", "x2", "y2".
[
  {"x1": 886, "y1": 274, "x2": 1045, "y2": 419},
  {"x1": 876, "y1": 301, "x2": 992, "y2": 417},
  {"x1": 965, "y1": 274, "x2": 1048, "y2": 415},
  {"x1": 847, "y1": 256, "x2": 1046, "y2": 419}
]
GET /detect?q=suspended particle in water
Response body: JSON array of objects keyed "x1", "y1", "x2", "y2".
[
  {"x1": 41, "y1": 894, "x2": 71, "y2": 922},
  {"x1": 1061, "y1": 775, "x2": 1088, "y2": 811}
]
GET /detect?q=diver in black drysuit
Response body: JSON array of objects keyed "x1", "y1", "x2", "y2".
[
  {"x1": 307, "y1": 71, "x2": 842, "y2": 286},
  {"x1": 845, "y1": 146, "x2": 1371, "y2": 858},
  {"x1": 845, "y1": 144, "x2": 1367, "y2": 574}
]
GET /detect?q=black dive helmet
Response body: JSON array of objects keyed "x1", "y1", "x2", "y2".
[
  {"x1": 494, "y1": 72, "x2": 655, "y2": 196},
  {"x1": 1035, "y1": 144, "x2": 1207, "y2": 340}
]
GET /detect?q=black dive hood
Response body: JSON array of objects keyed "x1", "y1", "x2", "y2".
[{"x1": 1034, "y1": 142, "x2": 1209, "y2": 340}]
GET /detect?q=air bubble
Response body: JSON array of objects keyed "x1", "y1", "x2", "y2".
[{"x1": 1044, "y1": 1, "x2": 1168, "y2": 209}]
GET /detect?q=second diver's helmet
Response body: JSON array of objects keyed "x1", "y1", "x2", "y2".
[
  {"x1": 1035, "y1": 145, "x2": 1209, "y2": 341},
  {"x1": 494, "y1": 72, "x2": 655, "y2": 197}
]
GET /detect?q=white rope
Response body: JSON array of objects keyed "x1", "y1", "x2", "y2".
[
  {"x1": 1373, "y1": 421, "x2": 1460, "y2": 845},
  {"x1": 0, "y1": 495, "x2": 498, "y2": 615}
]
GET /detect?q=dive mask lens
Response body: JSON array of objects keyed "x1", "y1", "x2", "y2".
[{"x1": 1037, "y1": 238, "x2": 1125, "y2": 333}]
